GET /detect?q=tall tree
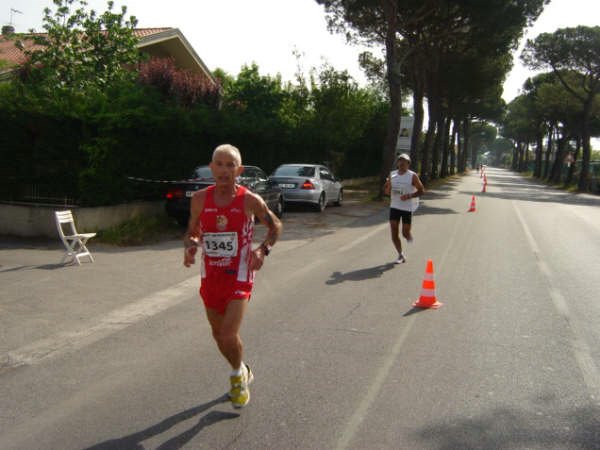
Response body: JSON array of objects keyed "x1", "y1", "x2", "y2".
[
  {"x1": 501, "y1": 94, "x2": 537, "y2": 171},
  {"x1": 522, "y1": 26, "x2": 600, "y2": 191},
  {"x1": 317, "y1": 0, "x2": 438, "y2": 193},
  {"x1": 19, "y1": 0, "x2": 139, "y2": 95}
]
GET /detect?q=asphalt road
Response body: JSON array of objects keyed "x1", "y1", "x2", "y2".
[{"x1": 1, "y1": 169, "x2": 599, "y2": 450}]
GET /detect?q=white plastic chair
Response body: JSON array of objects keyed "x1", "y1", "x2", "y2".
[{"x1": 54, "y1": 210, "x2": 96, "y2": 265}]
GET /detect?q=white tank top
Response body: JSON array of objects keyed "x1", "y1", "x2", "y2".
[{"x1": 390, "y1": 169, "x2": 419, "y2": 212}]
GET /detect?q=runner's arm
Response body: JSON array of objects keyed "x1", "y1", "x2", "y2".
[
  {"x1": 183, "y1": 190, "x2": 205, "y2": 267},
  {"x1": 411, "y1": 174, "x2": 425, "y2": 197},
  {"x1": 383, "y1": 177, "x2": 391, "y2": 196},
  {"x1": 247, "y1": 193, "x2": 282, "y2": 271}
]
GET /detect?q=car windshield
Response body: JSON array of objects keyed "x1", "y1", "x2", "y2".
[
  {"x1": 193, "y1": 166, "x2": 213, "y2": 179},
  {"x1": 273, "y1": 166, "x2": 315, "y2": 177}
]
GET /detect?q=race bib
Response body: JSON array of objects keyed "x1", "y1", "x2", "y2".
[
  {"x1": 203, "y1": 232, "x2": 238, "y2": 257},
  {"x1": 392, "y1": 180, "x2": 410, "y2": 196}
]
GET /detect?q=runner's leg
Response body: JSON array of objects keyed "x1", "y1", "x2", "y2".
[
  {"x1": 390, "y1": 219, "x2": 402, "y2": 255},
  {"x1": 402, "y1": 222, "x2": 413, "y2": 242},
  {"x1": 205, "y1": 299, "x2": 248, "y2": 370},
  {"x1": 401, "y1": 210, "x2": 413, "y2": 242}
]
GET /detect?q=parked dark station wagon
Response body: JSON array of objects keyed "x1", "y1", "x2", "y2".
[{"x1": 165, "y1": 165, "x2": 284, "y2": 226}]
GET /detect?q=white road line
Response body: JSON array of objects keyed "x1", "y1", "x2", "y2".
[
  {"x1": 335, "y1": 211, "x2": 463, "y2": 450},
  {"x1": 3, "y1": 277, "x2": 199, "y2": 369},
  {"x1": 513, "y1": 201, "x2": 600, "y2": 403},
  {"x1": 335, "y1": 314, "x2": 417, "y2": 450}
]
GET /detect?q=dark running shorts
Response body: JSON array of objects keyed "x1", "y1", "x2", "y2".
[{"x1": 389, "y1": 208, "x2": 412, "y2": 225}]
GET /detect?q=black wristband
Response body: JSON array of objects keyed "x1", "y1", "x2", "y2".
[{"x1": 260, "y1": 243, "x2": 271, "y2": 256}]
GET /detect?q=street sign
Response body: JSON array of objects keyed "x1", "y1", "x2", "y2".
[
  {"x1": 564, "y1": 151, "x2": 574, "y2": 167},
  {"x1": 396, "y1": 116, "x2": 413, "y2": 152}
]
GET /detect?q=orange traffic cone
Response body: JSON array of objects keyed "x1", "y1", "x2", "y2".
[
  {"x1": 468, "y1": 195, "x2": 477, "y2": 212},
  {"x1": 412, "y1": 259, "x2": 443, "y2": 309},
  {"x1": 482, "y1": 175, "x2": 487, "y2": 193}
]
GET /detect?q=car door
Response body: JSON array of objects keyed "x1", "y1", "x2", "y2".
[
  {"x1": 319, "y1": 166, "x2": 334, "y2": 203},
  {"x1": 328, "y1": 167, "x2": 341, "y2": 200}
]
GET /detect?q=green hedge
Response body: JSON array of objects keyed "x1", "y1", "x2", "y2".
[{"x1": 0, "y1": 66, "x2": 387, "y2": 206}]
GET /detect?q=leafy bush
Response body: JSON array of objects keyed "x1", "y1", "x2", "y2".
[{"x1": 138, "y1": 57, "x2": 221, "y2": 108}]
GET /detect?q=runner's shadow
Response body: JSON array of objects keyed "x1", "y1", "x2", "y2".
[
  {"x1": 84, "y1": 394, "x2": 236, "y2": 450},
  {"x1": 416, "y1": 204, "x2": 458, "y2": 215},
  {"x1": 326, "y1": 262, "x2": 396, "y2": 285}
]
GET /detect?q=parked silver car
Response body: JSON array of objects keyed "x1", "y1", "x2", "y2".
[{"x1": 270, "y1": 164, "x2": 343, "y2": 211}]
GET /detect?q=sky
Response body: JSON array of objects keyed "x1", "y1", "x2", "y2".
[{"x1": 4, "y1": 0, "x2": 600, "y2": 103}]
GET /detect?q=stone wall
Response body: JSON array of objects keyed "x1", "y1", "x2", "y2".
[{"x1": 0, "y1": 201, "x2": 164, "y2": 238}]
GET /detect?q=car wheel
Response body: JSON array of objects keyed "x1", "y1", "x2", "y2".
[
  {"x1": 273, "y1": 195, "x2": 284, "y2": 218},
  {"x1": 334, "y1": 189, "x2": 343, "y2": 206},
  {"x1": 315, "y1": 192, "x2": 326, "y2": 212}
]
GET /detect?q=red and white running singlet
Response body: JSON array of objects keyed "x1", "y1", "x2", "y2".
[{"x1": 199, "y1": 185, "x2": 254, "y2": 285}]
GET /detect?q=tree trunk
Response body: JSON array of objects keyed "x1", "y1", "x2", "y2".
[
  {"x1": 566, "y1": 136, "x2": 580, "y2": 185},
  {"x1": 460, "y1": 118, "x2": 470, "y2": 172},
  {"x1": 534, "y1": 132, "x2": 543, "y2": 178},
  {"x1": 378, "y1": 0, "x2": 401, "y2": 198},
  {"x1": 410, "y1": 74, "x2": 424, "y2": 173},
  {"x1": 449, "y1": 119, "x2": 458, "y2": 175},
  {"x1": 456, "y1": 121, "x2": 462, "y2": 173},
  {"x1": 550, "y1": 133, "x2": 568, "y2": 183},
  {"x1": 430, "y1": 105, "x2": 445, "y2": 179},
  {"x1": 440, "y1": 115, "x2": 451, "y2": 178},
  {"x1": 470, "y1": 131, "x2": 478, "y2": 170},
  {"x1": 420, "y1": 112, "x2": 436, "y2": 184},
  {"x1": 578, "y1": 101, "x2": 593, "y2": 192},
  {"x1": 543, "y1": 126, "x2": 553, "y2": 179},
  {"x1": 519, "y1": 142, "x2": 528, "y2": 172}
]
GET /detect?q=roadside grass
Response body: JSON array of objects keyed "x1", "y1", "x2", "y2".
[
  {"x1": 424, "y1": 173, "x2": 462, "y2": 190},
  {"x1": 523, "y1": 171, "x2": 581, "y2": 193},
  {"x1": 344, "y1": 178, "x2": 384, "y2": 203},
  {"x1": 96, "y1": 214, "x2": 182, "y2": 246}
]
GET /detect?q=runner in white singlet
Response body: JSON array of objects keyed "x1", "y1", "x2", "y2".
[{"x1": 383, "y1": 153, "x2": 424, "y2": 264}]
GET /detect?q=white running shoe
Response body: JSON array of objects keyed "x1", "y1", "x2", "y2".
[{"x1": 395, "y1": 253, "x2": 406, "y2": 264}]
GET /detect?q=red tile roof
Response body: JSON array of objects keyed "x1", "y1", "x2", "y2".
[
  {"x1": 132, "y1": 28, "x2": 172, "y2": 39},
  {"x1": 0, "y1": 35, "x2": 42, "y2": 66},
  {"x1": 0, "y1": 28, "x2": 173, "y2": 67}
]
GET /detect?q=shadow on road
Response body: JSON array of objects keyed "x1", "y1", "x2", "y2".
[
  {"x1": 83, "y1": 394, "x2": 237, "y2": 450},
  {"x1": 416, "y1": 204, "x2": 459, "y2": 215},
  {"x1": 461, "y1": 188, "x2": 600, "y2": 207},
  {"x1": 0, "y1": 263, "x2": 66, "y2": 272},
  {"x1": 402, "y1": 307, "x2": 431, "y2": 316},
  {"x1": 412, "y1": 402, "x2": 600, "y2": 450},
  {"x1": 326, "y1": 262, "x2": 396, "y2": 285},
  {"x1": 467, "y1": 169, "x2": 600, "y2": 207}
]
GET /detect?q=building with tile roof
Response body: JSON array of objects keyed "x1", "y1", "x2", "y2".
[{"x1": 0, "y1": 27, "x2": 218, "y2": 88}]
